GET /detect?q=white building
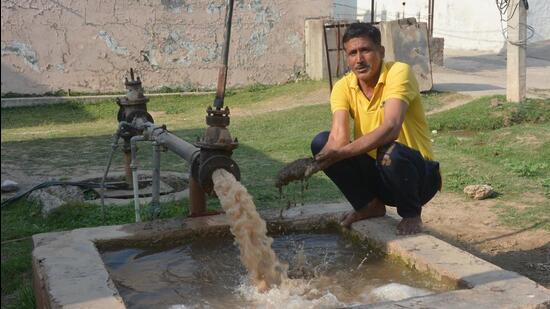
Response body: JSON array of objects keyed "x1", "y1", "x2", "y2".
[{"x1": 333, "y1": 0, "x2": 550, "y2": 52}]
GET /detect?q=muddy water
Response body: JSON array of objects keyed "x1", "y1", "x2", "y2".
[
  {"x1": 211, "y1": 169, "x2": 287, "y2": 290},
  {"x1": 275, "y1": 157, "x2": 319, "y2": 190},
  {"x1": 102, "y1": 169, "x2": 451, "y2": 308},
  {"x1": 103, "y1": 232, "x2": 450, "y2": 308}
]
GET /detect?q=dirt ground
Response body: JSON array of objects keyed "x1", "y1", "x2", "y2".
[{"x1": 421, "y1": 193, "x2": 550, "y2": 288}]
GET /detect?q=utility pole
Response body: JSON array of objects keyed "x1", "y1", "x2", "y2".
[{"x1": 506, "y1": 0, "x2": 527, "y2": 102}]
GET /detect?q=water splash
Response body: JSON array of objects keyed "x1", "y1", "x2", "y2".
[
  {"x1": 237, "y1": 279, "x2": 346, "y2": 309},
  {"x1": 212, "y1": 169, "x2": 349, "y2": 307},
  {"x1": 211, "y1": 169, "x2": 438, "y2": 308}
]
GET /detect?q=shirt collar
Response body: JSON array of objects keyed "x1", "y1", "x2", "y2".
[{"x1": 349, "y1": 61, "x2": 389, "y2": 90}]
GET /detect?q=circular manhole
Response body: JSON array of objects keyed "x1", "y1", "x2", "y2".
[{"x1": 73, "y1": 171, "x2": 189, "y2": 205}]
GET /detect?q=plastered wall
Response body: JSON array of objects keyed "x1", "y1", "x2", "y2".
[{"x1": 1, "y1": 0, "x2": 331, "y2": 94}]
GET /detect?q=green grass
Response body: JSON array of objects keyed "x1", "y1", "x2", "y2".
[
  {"x1": 427, "y1": 96, "x2": 550, "y2": 231},
  {"x1": 2, "y1": 83, "x2": 549, "y2": 307},
  {"x1": 1, "y1": 240, "x2": 34, "y2": 309},
  {"x1": 428, "y1": 96, "x2": 550, "y2": 200},
  {"x1": 0, "y1": 80, "x2": 325, "y2": 132},
  {"x1": 428, "y1": 96, "x2": 549, "y2": 131}
]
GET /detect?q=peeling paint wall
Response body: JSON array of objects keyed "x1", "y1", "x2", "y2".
[{"x1": 1, "y1": 0, "x2": 332, "y2": 94}]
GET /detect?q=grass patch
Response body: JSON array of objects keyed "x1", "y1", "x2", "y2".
[
  {"x1": 428, "y1": 96, "x2": 549, "y2": 131},
  {"x1": 428, "y1": 97, "x2": 549, "y2": 228},
  {"x1": 432, "y1": 123, "x2": 550, "y2": 198},
  {"x1": 1, "y1": 80, "x2": 325, "y2": 132}
]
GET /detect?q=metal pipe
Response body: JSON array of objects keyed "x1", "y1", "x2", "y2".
[
  {"x1": 214, "y1": 0, "x2": 235, "y2": 109},
  {"x1": 189, "y1": 176, "x2": 207, "y2": 216},
  {"x1": 123, "y1": 144, "x2": 133, "y2": 189},
  {"x1": 144, "y1": 124, "x2": 206, "y2": 215},
  {"x1": 150, "y1": 141, "x2": 161, "y2": 219},
  {"x1": 428, "y1": 0, "x2": 435, "y2": 38},
  {"x1": 152, "y1": 129, "x2": 200, "y2": 165},
  {"x1": 371, "y1": 0, "x2": 375, "y2": 23},
  {"x1": 336, "y1": 21, "x2": 341, "y2": 76},
  {"x1": 323, "y1": 23, "x2": 334, "y2": 91},
  {"x1": 130, "y1": 135, "x2": 145, "y2": 222}
]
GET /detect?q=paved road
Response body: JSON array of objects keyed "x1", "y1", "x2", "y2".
[{"x1": 432, "y1": 40, "x2": 550, "y2": 99}]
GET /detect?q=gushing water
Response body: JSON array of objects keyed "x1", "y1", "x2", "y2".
[
  {"x1": 212, "y1": 169, "x2": 288, "y2": 291},
  {"x1": 212, "y1": 169, "x2": 351, "y2": 307}
]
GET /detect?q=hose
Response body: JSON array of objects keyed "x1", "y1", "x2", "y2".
[{"x1": 1, "y1": 181, "x2": 116, "y2": 209}]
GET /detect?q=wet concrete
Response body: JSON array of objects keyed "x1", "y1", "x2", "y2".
[{"x1": 32, "y1": 203, "x2": 550, "y2": 308}]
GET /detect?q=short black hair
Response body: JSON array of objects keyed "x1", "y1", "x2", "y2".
[{"x1": 342, "y1": 22, "x2": 381, "y2": 46}]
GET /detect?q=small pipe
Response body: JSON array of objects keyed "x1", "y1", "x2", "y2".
[
  {"x1": 150, "y1": 141, "x2": 161, "y2": 219},
  {"x1": 100, "y1": 130, "x2": 121, "y2": 223},
  {"x1": 130, "y1": 135, "x2": 145, "y2": 222},
  {"x1": 189, "y1": 176, "x2": 207, "y2": 216},
  {"x1": 118, "y1": 121, "x2": 134, "y2": 189},
  {"x1": 123, "y1": 149, "x2": 133, "y2": 189}
]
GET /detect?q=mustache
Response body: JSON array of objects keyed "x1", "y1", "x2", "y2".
[{"x1": 354, "y1": 63, "x2": 370, "y2": 70}]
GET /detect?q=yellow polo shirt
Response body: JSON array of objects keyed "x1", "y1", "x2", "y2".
[{"x1": 330, "y1": 61, "x2": 434, "y2": 160}]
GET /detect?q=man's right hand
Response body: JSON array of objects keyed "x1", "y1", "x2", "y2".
[{"x1": 315, "y1": 147, "x2": 343, "y2": 170}]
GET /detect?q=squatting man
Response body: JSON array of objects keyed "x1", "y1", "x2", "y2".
[{"x1": 311, "y1": 22, "x2": 441, "y2": 235}]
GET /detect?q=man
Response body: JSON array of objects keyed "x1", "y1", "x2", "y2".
[{"x1": 311, "y1": 22, "x2": 441, "y2": 235}]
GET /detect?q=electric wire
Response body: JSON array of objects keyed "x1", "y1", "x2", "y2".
[{"x1": 495, "y1": 0, "x2": 535, "y2": 46}]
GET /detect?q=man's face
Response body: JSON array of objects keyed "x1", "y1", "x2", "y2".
[{"x1": 344, "y1": 36, "x2": 384, "y2": 84}]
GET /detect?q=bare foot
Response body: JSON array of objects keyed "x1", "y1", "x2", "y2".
[
  {"x1": 340, "y1": 199, "x2": 386, "y2": 228},
  {"x1": 397, "y1": 216, "x2": 423, "y2": 235}
]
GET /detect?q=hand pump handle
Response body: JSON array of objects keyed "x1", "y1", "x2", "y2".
[{"x1": 213, "y1": 0, "x2": 235, "y2": 110}]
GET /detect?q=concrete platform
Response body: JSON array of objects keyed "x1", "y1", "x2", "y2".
[{"x1": 32, "y1": 203, "x2": 550, "y2": 308}]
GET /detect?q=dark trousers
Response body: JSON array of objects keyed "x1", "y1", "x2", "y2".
[{"x1": 311, "y1": 131, "x2": 441, "y2": 218}]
